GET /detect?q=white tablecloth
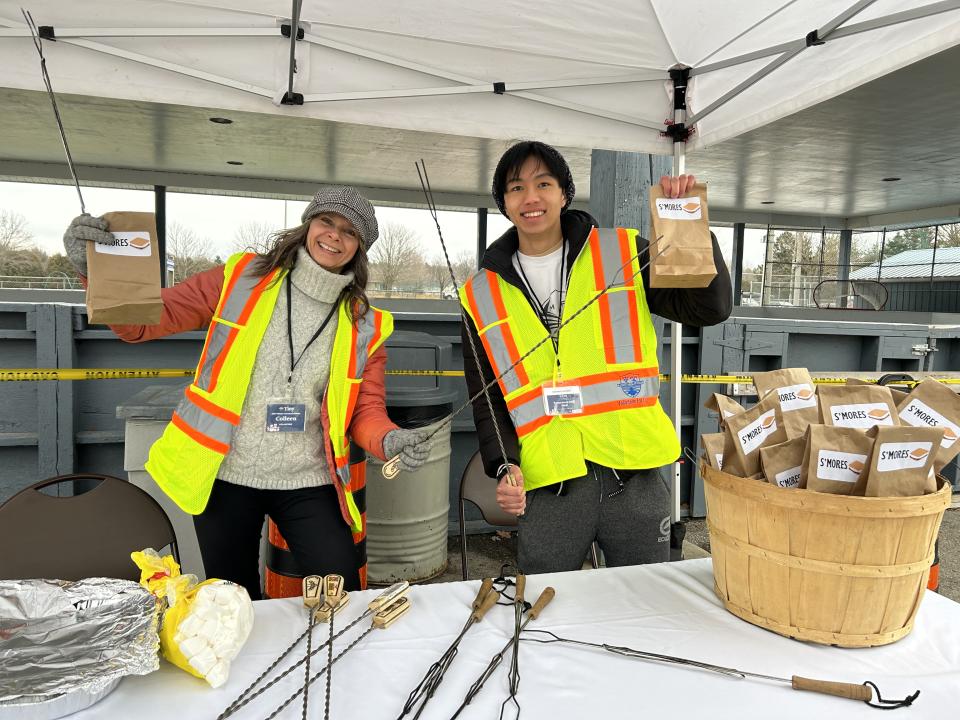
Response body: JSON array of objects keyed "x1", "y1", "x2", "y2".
[{"x1": 77, "y1": 559, "x2": 960, "y2": 719}]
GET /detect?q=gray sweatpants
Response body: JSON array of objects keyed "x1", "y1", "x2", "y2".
[{"x1": 517, "y1": 463, "x2": 671, "y2": 574}]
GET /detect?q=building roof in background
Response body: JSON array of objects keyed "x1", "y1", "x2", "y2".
[{"x1": 849, "y1": 247, "x2": 960, "y2": 281}]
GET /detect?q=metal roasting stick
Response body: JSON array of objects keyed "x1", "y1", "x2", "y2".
[
  {"x1": 449, "y1": 587, "x2": 555, "y2": 720},
  {"x1": 300, "y1": 575, "x2": 323, "y2": 720},
  {"x1": 217, "y1": 581, "x2": 409, "y2": 720},
  {"x1": 382, "y1": 178, "x2": 674, "y2": 479},
  {"x1": 499, "y1": 574, "x2": 526, "y2": 720},
  {"x1": 263, "y1": 595, "x2": 412, "y2": 720},
  {"x1": 522, "y1": 630, "x2": 920, "y2": 709},
  {"x1": 383, "y1": 160, "x2": 514, "y2": 482},
  {"x1": 21, "y1": 9, "x2": 86, "y2": 214},
  {"x1": 397, "y1": 578, "x2": 499, "y2": 720},
  {"x1": 321, "y1": 574, "x2": 346, "y2": 720}
]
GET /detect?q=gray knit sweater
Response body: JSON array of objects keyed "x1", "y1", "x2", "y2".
[{"x1": 218, "y1": 246, "x2": 354, "y2": 490}]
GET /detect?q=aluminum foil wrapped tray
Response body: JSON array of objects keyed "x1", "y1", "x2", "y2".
[{"x1": 0, "y1": 578, "x2": 160, "y2": 720}]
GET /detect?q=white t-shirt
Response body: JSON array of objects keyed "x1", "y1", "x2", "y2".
[{"x1": 512, "y1": 244, "x2": 566, "y2": 340}]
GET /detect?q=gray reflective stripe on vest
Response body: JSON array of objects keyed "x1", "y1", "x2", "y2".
[
  {"x1": 467, "y1": 274, "x2": 525, "y2": 395},
  {"x1": 352, "y1": 307, "x2": 376, "y2": 378},
  {"x1": 604, "y1": 290, "x2": 642, "y2": 364},
  {"x1": 508, "y1": 374, "x2": 660, "y2": 432},
  {"x1": 337, "y1": 463, "x2": 350, "y2": 486},
  {"x1": 175, "y1": 393, "x2": 235, "y2": 448},
  {"x1": 195, "y1": 321, "x2": 231, "y2": 392},
  {"x1": 592, "y1": 228, "x2": 642, "y2": 360},
  {"x1": 218, "y1": 258, "x2": 266, "y2": 324}
]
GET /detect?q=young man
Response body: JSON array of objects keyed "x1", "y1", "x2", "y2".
[{"x1": 460, "y1": 141, "x2": 732, "y2": 574}]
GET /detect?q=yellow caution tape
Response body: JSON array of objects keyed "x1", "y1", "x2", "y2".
[
  {"x1": 2, "y1": 368, "x2": 959, "y2": 385},
  {"x1": 0, "y1": 368, "x2": 194, "y2": 382}
]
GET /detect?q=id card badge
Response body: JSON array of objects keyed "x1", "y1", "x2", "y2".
[
  {"x1": 541, "y1": 383, "x2": 584, "y2": 416},
  {"x1": 266, "y1": 401, "x2": 307, "y2": 432}
]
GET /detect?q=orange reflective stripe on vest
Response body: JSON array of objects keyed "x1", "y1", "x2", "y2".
[
  {"x1": 195, "y1": 257, "x2": 280, "y2": 393},
  {"x1": 463, "y1": 269, "x2": 530, "y2": 395},
  {"x1": 590, "y1": 228, "x2": 644, "y2": 365}
]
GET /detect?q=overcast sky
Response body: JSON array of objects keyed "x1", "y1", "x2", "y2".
[{"x1": 1, "y1": 179, "x2": 753, "y2": 268}]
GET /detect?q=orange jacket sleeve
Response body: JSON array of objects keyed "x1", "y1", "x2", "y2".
[
  {"x1": 107, "y1": 266, "x2": 225, "y2": 342},
  {"x1": 347, "y1": 344, "x2": 399, "y2": 460}
]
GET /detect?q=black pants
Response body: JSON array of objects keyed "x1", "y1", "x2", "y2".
[
  {"x1": 517, "y1": 464, "x2": 671, "y2": 574},
  {"x1": 193, "y1": 480, "x2": 360, "y2": 600}
]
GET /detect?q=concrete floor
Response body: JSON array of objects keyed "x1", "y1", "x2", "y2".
[{"x1": 435, "y1": 507, "x2": 960, "y2": 604}]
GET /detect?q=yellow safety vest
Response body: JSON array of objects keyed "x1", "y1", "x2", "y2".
[
  {"x1": 460, "y1": 228, "x2": 679, "y2": 490},
  {"x1": 146, "y1": 252, "x2": 393, "y2": 533}
]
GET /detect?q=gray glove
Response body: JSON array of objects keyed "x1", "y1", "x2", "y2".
[
  {"x1": 63, "y1": 214, "x2": 112, "y2": 276},
  {"x1": 382, "y1": 428, "x2": 432, "y2": 473}
]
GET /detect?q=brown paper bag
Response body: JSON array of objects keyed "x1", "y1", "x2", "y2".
[
  {"x1": 759, "y1": 436, "x2": 805, "y2": 489},
  {"x1": 701, "y1": 432, "x2": 726, "y2": 471},
  {"x1": 703, "y1": 393, "x2": 744, "y2": 430},
  {"x1": 818, "y1": 384, "x2": 899, "y2": 430},
  {"x1": 648, "y1": 183, "x2": 716, "y2": 288},
  {"x1": 897, "y1": 378, "x2": 960, "y2": 473},
  {"x1": 801, "y1": 425, "x2": 872, "y2": 495},
  {"x1": 752, "y1": 368, "x2": 819, "y2": 439},
  {"x1": 721, "y1": 392, "x2": 787, "y2": 477},
  {"x1": 85, "y1": 211, "x2": 163, "y2": 325},
  {"x1": 864, "y1": 425, "x2": 944, "y2": 497},
  {"x1": 846, "y1": 377, "x2": 909, "y2": 406}
]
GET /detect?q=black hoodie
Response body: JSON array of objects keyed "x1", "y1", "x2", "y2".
[{"x1": 462, "y1": 209, "x2": 732, "y2": 478}]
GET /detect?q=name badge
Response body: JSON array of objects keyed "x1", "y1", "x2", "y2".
[
  {"x1": 266, "y1": 402, "x2": 306, "y2": 432},
  {"x1": 541, "y1": 384, "x2": 584, "y2": 416}
]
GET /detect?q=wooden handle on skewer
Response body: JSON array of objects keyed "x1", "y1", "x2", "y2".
[
  {"x1": 382, "y1": 454, "x2": 403, "y2": 479},
  {"x1": 302, "y1": 575, "x2": 322, "y2": 609},
  {"x1": 472, "y1": 578, "x2": 494, "y2": 611},
  {"x1": 526, "y1": 587, "x2": 555, "y2": 620},
  {"x1": 471, "y1": 588, "x2": 500, "y2": 622},
  {"x1": 373, "y1": 596, "x2": 411, "y2": 629},
  {"x1": 515, "y1": 575, "x2": 526, "y2": 605},
  {"x1": 791, "y1": 676, "x2": 873, "y2": 702}
]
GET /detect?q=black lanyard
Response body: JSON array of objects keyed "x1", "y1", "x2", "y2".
[
  {"x1": 286, "y1": 277, "x2": 339, "y2": 385},
  {"x1": 515, "y1": 239, "x2": 566, "y2": 356}
]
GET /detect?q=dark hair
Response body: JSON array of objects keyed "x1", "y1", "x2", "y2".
[
  {"x1": 249, "y1": 219, "x2": 370, "y2": 322},
  {"x1": 491, "y1": 140, "x2": 576, "y2": 217}
]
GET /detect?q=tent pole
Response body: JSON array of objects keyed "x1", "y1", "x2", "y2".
[{"x1": 667, "y1": 67, "x2": 690, "y2": 525}]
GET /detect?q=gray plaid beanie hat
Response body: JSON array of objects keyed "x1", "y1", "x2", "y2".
[{"x1": 301, "y1": 185, "x2": 379, "y2": 247}]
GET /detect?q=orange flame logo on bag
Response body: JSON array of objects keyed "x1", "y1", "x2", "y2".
[
  {"x1": 944, "y1": 427, "x2": 958, "y2": 442},
  {"x1": 848, "y1": 460, "x2": 865, "y2": 474},
  {"x1": 127, "y1": 236, "x2": 151, "y2": 250},
  {"x1": 867, "y1": 408, "x2": 890, "y2": 421},
  {"x1": 908, "y1": 447, "x2": 929, "y2": 462},
  {"x1": 796, "y1": 387, "x2": 815, "y2": 401},
  {"x1": 682, "y1": 201, "x2": 700, "y2": 213},
  {"x1": 761, "y1": 415, "x2": 775, "y2": 429}
]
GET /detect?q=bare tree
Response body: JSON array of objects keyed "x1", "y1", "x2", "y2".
[
  {"x1": 451, "y1": 249, "x2": 476, "y2": 287},
  {"x1": 166, "y1": 222, "x2": 217, "y2": 281},
  {"x1": 231, "y1": 221, "x2": 279, "y2": 255},
  {"x1": 0, "y1": 210, "x2": 35, "y2": 276},
  {"x1": 368, "y1": 222, "x2": 425, "y2": 294},
  {"x1": 427, "y1": 249, "x2": 476, "y2": 297}
]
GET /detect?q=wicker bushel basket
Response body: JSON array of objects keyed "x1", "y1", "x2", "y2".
[{"x1": 703, "y1": 462, "x2": 951, "y2": 647}]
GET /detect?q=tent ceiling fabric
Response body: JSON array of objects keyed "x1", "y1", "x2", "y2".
[{"x1": 1, "y1": 0, "x2": 960, "y2": 219}]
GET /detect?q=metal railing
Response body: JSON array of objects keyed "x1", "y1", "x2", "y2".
[{"x1": 0, "y1": 275, "x2": 83, "y2": 290}]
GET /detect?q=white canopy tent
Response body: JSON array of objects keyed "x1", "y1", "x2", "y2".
[{"x1": 2, "y1": 0, "x2": 960, "y2": 518}]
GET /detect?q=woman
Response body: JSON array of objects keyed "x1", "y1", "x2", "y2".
[{"x1": 63, "y1": 186, "x2": 431, "y2": 595}]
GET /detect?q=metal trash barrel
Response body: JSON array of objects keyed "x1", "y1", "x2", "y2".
[{"x1": 364, "y1": 331, "x2": 456, "y2": 584}]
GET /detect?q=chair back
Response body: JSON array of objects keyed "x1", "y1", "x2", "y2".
[
  {"x1": 460, "y1": 452, "x2": 517, "y2": 528},
  {"x1": 0, "y1": 474, "x2": 178, "y2": 581}
]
